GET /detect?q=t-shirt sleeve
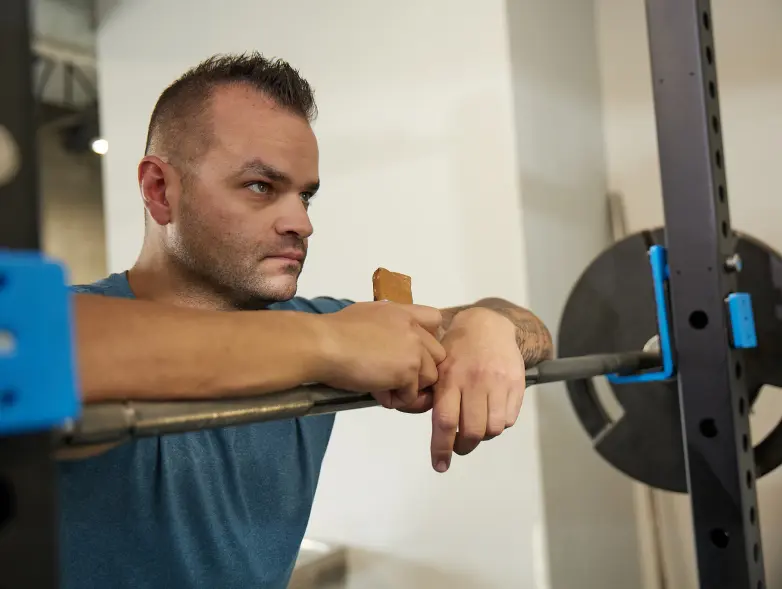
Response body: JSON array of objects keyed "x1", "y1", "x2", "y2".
[{"x1": 305, "y1": 297, "x2": 354, "y2": 315}]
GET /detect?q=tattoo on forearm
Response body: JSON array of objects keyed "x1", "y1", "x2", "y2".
[{"x1": 441, "y1": 298, "x2": 554, "y2": 366}]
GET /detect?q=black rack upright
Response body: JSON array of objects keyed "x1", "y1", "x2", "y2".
[
  {"x1": 0, "y1": 1, "x2": 60, "y2": 588},
  {"x1": 646, "y1": 0, "x2": 765, "y2": 587}
]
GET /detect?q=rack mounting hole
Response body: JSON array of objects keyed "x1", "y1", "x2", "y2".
[
  {"x1": 0, "y1": 476, "x2": 13, "y2": 533},
  {"x1": 710, "y1": 528, "x2": 729, "y2": 548},
  {"x1": 689, "y1": 311, "x2": 709, "y2": 330},
  {"x1": 700, "y1": 418, "x2": 718, "y2": 438}
]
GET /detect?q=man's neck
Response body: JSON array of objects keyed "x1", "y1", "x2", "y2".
[{"x1": 128, "y1": 249, "x2": 236, "y2": 312}]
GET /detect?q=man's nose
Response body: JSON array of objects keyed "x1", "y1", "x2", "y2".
[{"x1": 274, "y1": 194, "x2": 314, "y2": 238}]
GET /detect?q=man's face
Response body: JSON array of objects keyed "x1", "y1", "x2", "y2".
[{"x1": 168, "y1": 85, "x2": 320, "y2": 306}]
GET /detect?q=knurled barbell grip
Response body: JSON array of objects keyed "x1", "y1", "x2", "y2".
[
  {"x1": 58, "y1": 351, "x2": 662, "y2": 447},
  {"x1": 525, "y1": 351, "x2": 662, "y2": 384}
]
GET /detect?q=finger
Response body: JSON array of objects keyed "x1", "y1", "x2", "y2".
[
  {"x1": 484, "y1": 384, "x2": 509, "y2": 440},
  {"x1": 397, "y1": 391, "x2": 433, "y2": 414},
  {"x1": 416, "y1": 326, "x2": 446, "y2": 365},
  {"x1": 418, "y1": 346, "x2": 439, "y2": 390},
  {"x1": 505, "y1": 381, "x2": 526, "y2": 428},
  {"x1": 401, "y1": 304, "x2": 443, "y2": 336},
  {"x1": 390, "y1": 378, "x2": 419, "y2": 409},
  {"x1": 431, "y1": 381, "x2": 460, "y2": 473},
  {"x1": 373, "y1": 390, "x2": 393, "y2": 409},
  {"x1": 453, "y1": 387, "x2": 487, "y2": 456}
]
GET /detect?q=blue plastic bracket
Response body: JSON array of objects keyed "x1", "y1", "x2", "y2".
[
  {"x1": 607, "y1": 245, "x2": 676, "y2": 384},
  {"x1": 726, "y1": 293, "x2": 757, "y2": 349},
  {"x1": 0, "y1": 250, "x2": 80, "y2": 435}
]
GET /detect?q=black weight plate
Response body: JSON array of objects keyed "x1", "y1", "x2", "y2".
[{"x1": 558, "y1": 228, "x2": 782, "y2": 492}]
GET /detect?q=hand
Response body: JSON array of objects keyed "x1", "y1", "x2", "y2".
[
  {"x1": 430, "y1": 307, "x2": 525, "y2": 473},
  {"x1": 317, "y1": 302, "x2": 446, "y2": 408}
]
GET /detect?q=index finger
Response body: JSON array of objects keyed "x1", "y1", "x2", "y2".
[
  {"x1": 400, "y1": 304, "x2": 443, "y2": 335},
  {"x1": 431, "y1": 379, "x2": 460, "y2": 473}
]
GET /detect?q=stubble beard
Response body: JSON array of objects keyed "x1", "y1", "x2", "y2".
[{"x1": 169, "y1": 201, "x2": 304, "y2": 310}]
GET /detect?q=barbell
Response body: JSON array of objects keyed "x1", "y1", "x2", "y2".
[{"x1": 58, "y1": 350, "x2": 661, "y2": 447}]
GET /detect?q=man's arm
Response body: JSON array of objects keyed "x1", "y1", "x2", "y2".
[
  {"x1": 72, "y1": 294, "x2": 445, "y2": 405},
  {"x1": 439, "y1": 297, "x2": 554, "y2": 366},
  {"x1": 62, "y1": 295, "x2": 445, "y2": 460},
  {"x1": 72, "y1": 293, "x2": 329, "y2": 404}
]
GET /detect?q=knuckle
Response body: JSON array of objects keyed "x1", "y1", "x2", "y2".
[
  {"x1": 396, "y1": 360, "x2": 419, "y2": 383},
  {"x1": 433, "y1": 344, "x2": 447, "y2": 363},
  {"x1": 463, "y1": 368, "x2": 484, "y2": 386},
  {"x1": 420, "y1": 371, "x2": 437, "y2": 389},
  {"x1": 434, "y1": 411, "x2": 459, "y2": 432},
  {"x1": 486, "y1": 420, "x2": 505, "y2": 438}
]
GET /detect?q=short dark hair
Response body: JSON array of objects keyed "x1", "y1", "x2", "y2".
[{"x1": 144, "y1": 52, "x2": 317, "y2": 166}]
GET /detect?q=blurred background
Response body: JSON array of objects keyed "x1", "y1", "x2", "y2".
[
  {"x1": 31, "y1": 0, "x2": 105, "y2": 285},
  {"x1": 29, "y1": 0, "x2": 781, "y2": 587}
]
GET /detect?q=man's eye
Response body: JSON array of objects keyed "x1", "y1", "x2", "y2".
[
  {"x1": 301, "y1": 192, "x2": 315, "y2": 205},
  {"x1": 248, "y1": 182, "x2": 270, "y2": 194}
]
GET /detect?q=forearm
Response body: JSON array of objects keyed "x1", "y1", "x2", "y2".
[
  {"x1": 440, "y1": 298, "x2": 554, "y2": 366},
  {"x1": 73, "y1": 294, "x2": 327, "y2": 403}
]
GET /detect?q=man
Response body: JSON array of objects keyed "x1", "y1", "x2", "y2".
[{"x1": 63, "y1": 53, "x2": 553, "y2": 589}]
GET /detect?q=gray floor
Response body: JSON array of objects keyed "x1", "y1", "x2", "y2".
[{"x1": 290, "y1": 541, "x2": 491, "y2": 589}]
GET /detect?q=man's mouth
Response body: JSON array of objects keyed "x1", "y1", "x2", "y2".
[{"x1": 265, "y1": 250, "x2": 305, "y2": 262}]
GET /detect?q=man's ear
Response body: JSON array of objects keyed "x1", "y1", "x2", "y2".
[{"x1": 138, "y1": 155, "x2": 181, "y2": 226}]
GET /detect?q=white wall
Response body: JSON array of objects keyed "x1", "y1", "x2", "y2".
[
  {"x1": 597, "y1": 0, "x2": 782, "y2": 587},
  {"x1": 506, "y1": 1, "x2": 645, "y2": 588},
  {"x1": 96, "y1": 1, "x2": 547, "y2": 587}
]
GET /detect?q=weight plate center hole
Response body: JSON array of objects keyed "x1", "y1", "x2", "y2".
[{"x1": 593, "y1": 376, "x2": 625, "y2": 423}]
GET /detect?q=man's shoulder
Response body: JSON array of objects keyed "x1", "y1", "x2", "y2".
[{"x1": 272, "y1": 296, "x2": 354, "y2": 315}]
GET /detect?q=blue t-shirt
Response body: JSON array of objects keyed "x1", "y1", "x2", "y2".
[{"x1": 59, "y1": 272, "x2": 351, "y2": 589}]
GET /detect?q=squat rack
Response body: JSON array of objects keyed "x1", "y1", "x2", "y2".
[{"x1": 0, "y1": 0, "x2": 766, "y2": 587}]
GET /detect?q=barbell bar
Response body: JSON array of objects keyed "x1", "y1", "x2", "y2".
[{"x1": 58, "y1": 350, "x2": 662, "y2": 447}]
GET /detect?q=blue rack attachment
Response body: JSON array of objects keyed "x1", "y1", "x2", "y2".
[
  {"x1": 607, "y1": 245, "x2": 758, "y2": 385},
  {"x1": 0, "y1": 250, "x2": 80, "y2": 435},
  {"x1": 608, "y1": 245, "x2": 676, "y2": 384}
]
